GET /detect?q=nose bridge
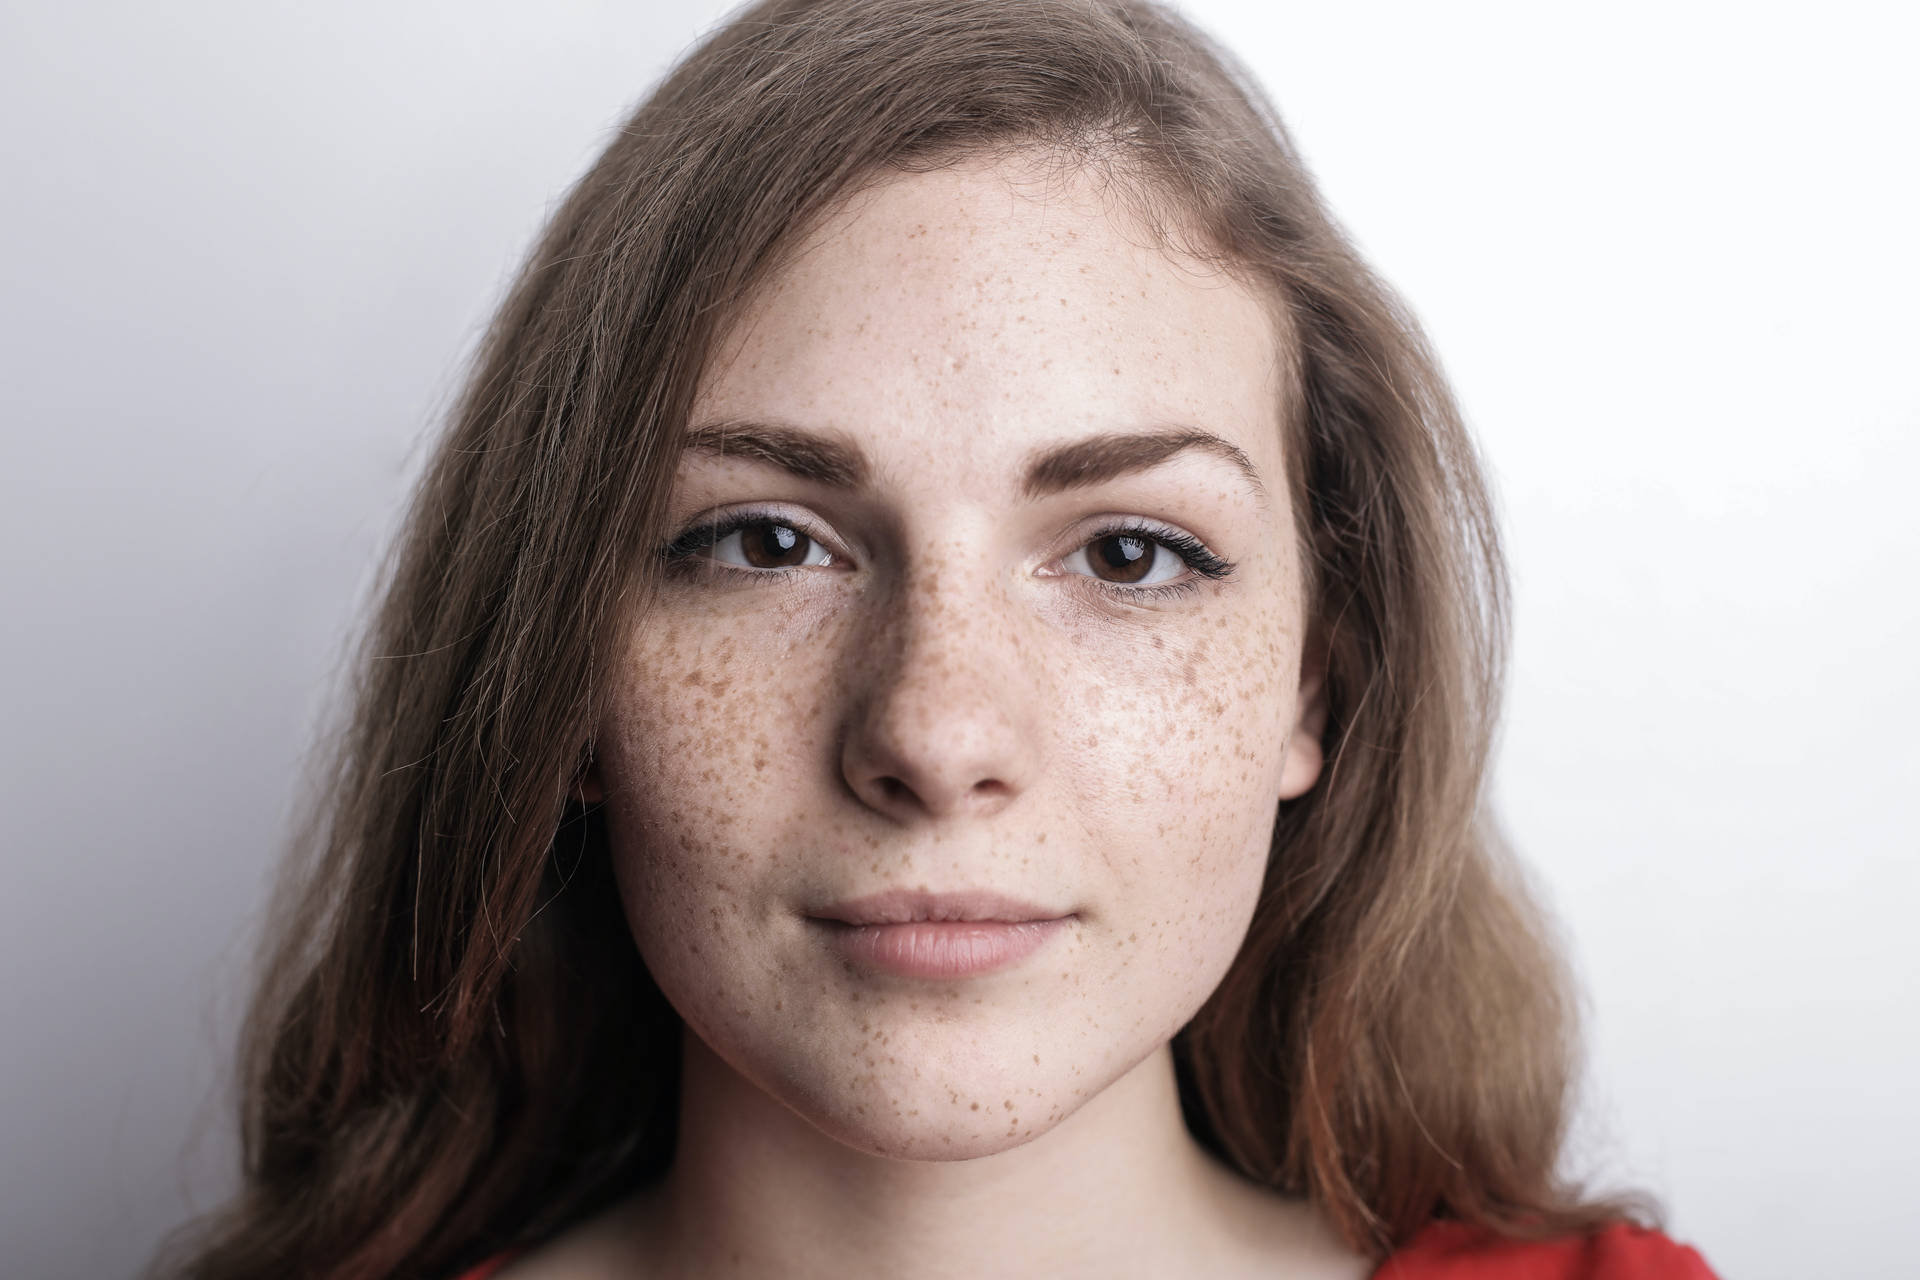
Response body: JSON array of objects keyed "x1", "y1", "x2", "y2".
[
  {"x1": 889, "y1": 544, "x2": 1015, "y2": 682},
  {"x1": 840, "y1": 532, "x2": 1040, "y2": 821}
]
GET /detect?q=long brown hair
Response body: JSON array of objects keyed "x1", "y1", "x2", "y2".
[{"x1": 155, "y1": 1, "x2": 1649, "y2": 1275}]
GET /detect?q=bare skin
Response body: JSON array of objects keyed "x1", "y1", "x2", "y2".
[{"x1": 502, "y1": 152, "x2": 1369, "y2": 1280}]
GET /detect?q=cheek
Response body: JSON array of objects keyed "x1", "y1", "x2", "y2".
[
  {"x1": 594, "y1": 617, "x2": 840, "y2": 981},
  {"x1": 1066, "y1": 597, "x2": 1295, "y2": 832},
  {"x1": 1056, "y1": 597, "x2": 1298, "y2": 983}
]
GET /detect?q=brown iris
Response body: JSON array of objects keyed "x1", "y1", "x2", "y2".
[
  {"x1": 739, "y1": 521, "x2": 815, "y2": 568},
  {"x1": 1088, "y1": 533, "x2": 1154, "y2": 583}
]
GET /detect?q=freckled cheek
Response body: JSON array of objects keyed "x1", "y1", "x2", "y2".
[
  {"x1": 1077, "y1": 626, "x2": 1285, "y2": 801},
  {"x1": 1116, "y1": 645, "x2": 1277, "y2": 973},
  {"x1": 1057, "y1": 618, "x2": 1290, "y2": 946},
  {"x1": 599, "y1": 622, "x2": 845, "y2": 907}
]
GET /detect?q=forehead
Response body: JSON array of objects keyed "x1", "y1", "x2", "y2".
[{"x1": 691, "y1": 154, "x2": 1289, "y2": 495}]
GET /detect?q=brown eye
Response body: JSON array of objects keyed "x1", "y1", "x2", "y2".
[
  {"x1": 739, "y1": 521, "x2": 813, "y2": 568},
  {"x1": 1063, "y1": 531, "x2": 1183, "y2": 588},
  {"x1": 701, "y1": 518, "x2": 835, "y2": 571},
  {"x1": 1056, "y1": 522, "x2": 1231, "y2": 595},
  {"x1": 1088, "y1": 534, "x2": 1155, "y2": 583}
]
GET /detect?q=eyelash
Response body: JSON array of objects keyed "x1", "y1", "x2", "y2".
[{"x1": 658, "y1": 506, "x2": 1236, "y2": 601}]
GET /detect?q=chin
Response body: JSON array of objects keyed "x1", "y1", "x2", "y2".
[
  {"x1": 796, "y1": 1091, "x2": 1079, "y2": 1162},
  {"x1": 749, "y1": 1032, "x2": 1108, "y2": 1163}
]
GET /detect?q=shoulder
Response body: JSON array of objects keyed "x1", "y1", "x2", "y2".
[{"x1": 1371, "y1": 1220, "x2": 1721, "y2": 1280}]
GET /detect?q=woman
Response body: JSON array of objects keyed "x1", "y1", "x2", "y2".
[{"x1": 155, "y1": 0, "x2": 1719, "y2": 1276}]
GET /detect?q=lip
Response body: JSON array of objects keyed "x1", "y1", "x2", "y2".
[
  {"x1": 807, "y1": 888, "x2": 1069, "y2": 926},
  {"x1": 806, "y1": 890, "x2": 1075, "y2": 980},
  {"x1": 812, "y1": 918, "x2": 1072, "y2": 979}
]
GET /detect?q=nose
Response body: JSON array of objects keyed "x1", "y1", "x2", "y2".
[{"x1": 838, "y1": 562, "x2": 1041, "y2": 824}]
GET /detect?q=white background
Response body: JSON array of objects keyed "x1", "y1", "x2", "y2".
[{"x1": 2, "y1": 2, "x2": 1914, "y2": 1276}]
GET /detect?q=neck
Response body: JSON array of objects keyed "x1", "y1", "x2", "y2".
[{"x1": 624, "y1": 1030, "x2": 1287, "y2": 1279}]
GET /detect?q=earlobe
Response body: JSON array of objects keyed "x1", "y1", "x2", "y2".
[{"x1": 1277, "y1": 638, "x2": 1329, "y2": 801}]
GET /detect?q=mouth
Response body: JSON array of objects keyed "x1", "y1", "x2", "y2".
[
  {"x1": 804, "y1": 889, "x2": 1076, "y2": 980},
  {"x1": 806, "y1": 888, "x2": 1071, "y2": 926}
]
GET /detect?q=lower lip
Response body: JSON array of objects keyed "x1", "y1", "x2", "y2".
[{"x1": 814, "y1": 918, "x2": 1071, "y2": 979}]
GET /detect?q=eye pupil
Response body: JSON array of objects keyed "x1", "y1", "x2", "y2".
[{"x1": 1092, "y1": 534, "x2": 1153, "y2": 583}]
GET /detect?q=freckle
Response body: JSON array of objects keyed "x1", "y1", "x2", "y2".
[
  {"x1": 1033, "y1": 1054, "x2": 1040, "y2": 1063},
  {"x1": 971, "y1": 1102, "x2": 979, "y2": 1111}
]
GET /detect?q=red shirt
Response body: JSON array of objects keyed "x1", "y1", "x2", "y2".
[
  {"x1": 1374, "y1": 1221, "x2": 1719, "y2": 1278},
  {"x1": 455, "y1": 1220, "x2": 1719, "y2": 1279}
]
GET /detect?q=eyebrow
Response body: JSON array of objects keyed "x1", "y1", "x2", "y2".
[{"x1": 681, "y1": 419, "x2": 1268, "y2": 507}]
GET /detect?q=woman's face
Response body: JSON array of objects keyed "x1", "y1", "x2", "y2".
[{"x1": 591, "y1": 154, "x2": 1324, "y2": 1160}]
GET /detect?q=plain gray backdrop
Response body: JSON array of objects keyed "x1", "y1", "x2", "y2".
[{"x1": 3, "y1": 2, "x2": 1915, "y2": 1277}]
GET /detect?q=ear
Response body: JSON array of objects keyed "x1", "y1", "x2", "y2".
[{"x1": 1277, "y1": 630, "x2": 1328, "y2": 801}]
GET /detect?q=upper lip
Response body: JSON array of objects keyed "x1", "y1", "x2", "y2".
[{"x1": 808, "y1": 889, "x2": 1070, "y2": 926}]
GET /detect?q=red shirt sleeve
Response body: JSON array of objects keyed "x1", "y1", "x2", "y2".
[
  {"x1": 452, "y1": 1256, "x2": 515, "y2": 1280},
  {"x1": 1373, "y1": 1221, "x2": 1720, "y2": 1280}
]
